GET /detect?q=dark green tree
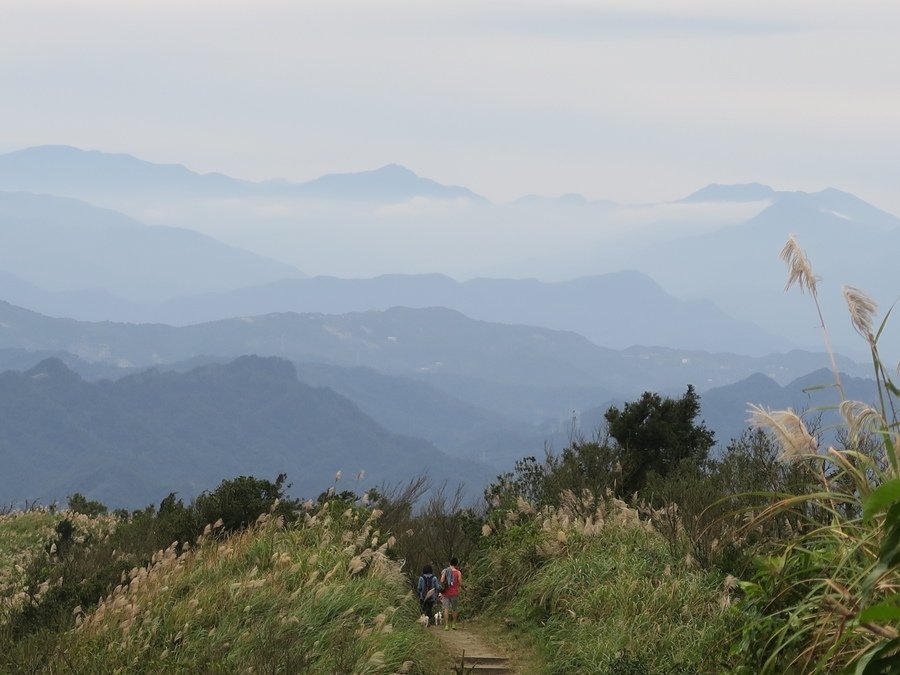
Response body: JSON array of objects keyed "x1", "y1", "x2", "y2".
[
  {"x1": 194, "y1": 474, "x2": 293, "y2": 532},
  {"x1": 67, "y1": 492, "x2": 108, "y2": 517},
  {"x1": 540, "y1": 441, "x2": 619, "y2": 509},
  {"x1": 485, "y1": 456, "x2": 548, "y2": 508},
  {"x1": 605, "y1": 385, "x2": 715, "y2": 496},
  {"x1": 485, "y1": 441, "x2": 620, "y2": 511}
]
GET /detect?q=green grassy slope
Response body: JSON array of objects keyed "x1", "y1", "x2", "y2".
[
  {"x1": 2, "y1": 504, "x2": 444, "y2": 674},
  {"x1": 468, "y1": 496, "x2": 738, "y2": 674}
]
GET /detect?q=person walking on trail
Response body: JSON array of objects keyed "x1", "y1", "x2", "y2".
[
  {"x1": 440, "y1": 557, "x2": 462, "y2": 631},
  {"x1": 417, "y1": 565, "x2": 440, "y2": 626}
]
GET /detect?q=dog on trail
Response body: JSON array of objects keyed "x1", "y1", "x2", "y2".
[{"x1": 418, "y1": 614, "x2": 430, "y2": 628}]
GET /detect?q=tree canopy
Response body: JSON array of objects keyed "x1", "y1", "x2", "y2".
[{"x1": 605, "y1": 385, "x2": 715, "y2": 496}]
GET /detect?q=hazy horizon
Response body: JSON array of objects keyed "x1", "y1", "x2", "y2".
[
  {"x1": 1, "y1": 1, "x2": 897, "y2": 362},
  {"x1": 3, "y1": 1, "x2": 900, "y2": 212}
]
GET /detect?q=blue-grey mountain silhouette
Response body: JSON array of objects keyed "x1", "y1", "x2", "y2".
[
  {"x1": 0, "y1": 190, "x2": 303, "y2": 300},
  {"x1": 0, "y1": 146, "x2": 485, "y2": 203},
  {"x1": 0, "y1": 356, "x2": 495, "y2": 507}
]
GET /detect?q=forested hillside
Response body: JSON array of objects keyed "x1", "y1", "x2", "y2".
[{"x1": 0, "y1": 356, "x2": 494, "y2": 506}]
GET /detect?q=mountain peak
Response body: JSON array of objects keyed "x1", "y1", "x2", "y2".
[
  {"x1": 290, "y1": 164, "x2": 484, "y2": 203},
  {"x1": 9, "y1": 144, "x2": 90, "y2": 157},
  {"x1": 25, "y1": 357, "x2": 83, "y2": 383},
  {"x1": 748, "y1": 188, "x2": 900, "y2": 230},
  {"x1": 807, "y1": 188, "x2": 900, "y2": 229},
  {"x1": 0, "y1": 145, "x2": 486, "y2": 204},
  {"x1": 373, "y1": 163, "x2": 417, "y2": 176}
]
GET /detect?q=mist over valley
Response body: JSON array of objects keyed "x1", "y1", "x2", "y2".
[{"x1": 0, "y1": 145, "x2": 892, "y2": 507}]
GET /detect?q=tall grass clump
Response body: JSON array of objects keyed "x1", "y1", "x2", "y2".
[
  {"x1": 469, "y1": 490, "x2": 738, "y2": 674},
  {"x1": 4, "y1": 499, "x2": 444, "y2": 674},
  {"x1": 0, "y1": 507, "x2": 118, "y2": 616},
  {"x1": 1, "y1": 475, "x2": 302, "y2": 654},
  {"x1": 0, "y1": 508, "x2": 66, "y2": 613},
  {"x1": 734, "y1": 236, "x2": 900, "y2": 673},
  {"x1": 0, "y1": 506, "x2": 122, "y2": 672}
]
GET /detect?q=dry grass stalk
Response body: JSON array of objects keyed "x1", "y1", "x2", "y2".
[{"x1": 780, "y1": 236, "x2": 844, "y2": 395}]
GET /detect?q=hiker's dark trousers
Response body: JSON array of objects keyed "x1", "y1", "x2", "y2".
[{"x1": 421, "y1": 599, "x2": 436, "y2": 624}]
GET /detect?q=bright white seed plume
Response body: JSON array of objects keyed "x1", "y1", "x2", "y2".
[
  {"x1": 839, "y1": 400, "x2": 885, "y2": 439},
  {"x1": 780, "y1": 235, "x2": 819, "y2": 296},
  {"x1": 842, "y1": 285, "x2": 878, "y2": 344},
  {"x1": 748, "y1": 404, "x2": 818, "y2": 461}
]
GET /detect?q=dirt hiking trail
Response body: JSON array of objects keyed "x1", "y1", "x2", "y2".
[{"x1": 436, "y1": 623, "x2": 517, "y2": 674}]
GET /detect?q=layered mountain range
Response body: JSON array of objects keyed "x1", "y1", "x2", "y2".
[{"x1": 0, "y1": 144, "x2": 893, "y2": 506}]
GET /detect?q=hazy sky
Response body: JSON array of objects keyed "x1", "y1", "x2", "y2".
[{"x1": 2, "y1": 0, "x2": 899, "y2": 209}]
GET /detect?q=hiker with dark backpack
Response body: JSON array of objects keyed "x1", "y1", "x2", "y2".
[
  {"x1": 417, "y1": 565, "x2": 440, "y2": 626},
  {"x1": 440, "y1": 557, "x2": 462, "y2": 631}
]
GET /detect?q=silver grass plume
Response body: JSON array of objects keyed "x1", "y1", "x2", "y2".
[
  {"x1": 748, "y1": 404, "x2": 818, "y2": 461},
  {"x1": 781, "y1": 235, "x2": 843, "y2": 395},
  {"x1": 839, "y1": 399, "x2": 885, "y2": 441},
  {"x1": 780, "y1": 235, "x2": 819, "y2": 296},
  {"x1": 842, "y1": 285, "x2": 878, "y2": 345}
]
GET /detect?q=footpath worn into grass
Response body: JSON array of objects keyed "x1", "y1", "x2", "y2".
[{"x1": 434, "y1": 617, "x2": 543, "y2": 675}]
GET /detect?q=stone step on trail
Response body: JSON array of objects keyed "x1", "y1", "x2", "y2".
[
  {"x1": 453, "y1": 654, "x2": 513, "y2": 674},
  {"x1": 437, "y1": 626, "x2": 517, "y2": 674}
]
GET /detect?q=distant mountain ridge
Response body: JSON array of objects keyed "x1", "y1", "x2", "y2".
[
  {"x1": 292, "y1": 361, "x2": 552, "y2": 468},
  {"x1": 0, "y1": 145, "x2": 252, "y2": 196},
  {"x1": 571, "y1": 367, "x2": 879, "y2": 453},
  {"x1": 679, "y1": 183, "x2": 900, "y2": 229},
  {"x1": 287, "y1": 163, "x2": 482, "y2": 202},
  {"x1": 700, "y1": 367, "x2": 879, "y2": 449},
  {"x1": 1, "y1": 144, "x2": 895, "y2": 361},
  {"x1": 0, "y1": 190, "x2": 304, "y2": 300},
  {"x1": 0, "y1": 145, "x2": 484, "y2": 203},
  {"x1": 0, "y1": 269, "x2": 795, "y2": 355},
  {"x1": 0, "y1": 356, "x2": 496, "y2": 507},
  {"x1": 621, "y1": 187, "x2": 900, "y2": 361},
  {"x1": 0, "y1": 299, "x2": 867, "y2": 421}
]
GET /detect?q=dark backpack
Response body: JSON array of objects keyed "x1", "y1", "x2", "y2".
[{"x1": 420, "y1": 574, "x2": 437, "y2": 601}]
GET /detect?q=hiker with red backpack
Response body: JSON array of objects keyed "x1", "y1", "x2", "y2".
[{"x1": 439, "y1": 557, "x2": 462, "y2": 631}]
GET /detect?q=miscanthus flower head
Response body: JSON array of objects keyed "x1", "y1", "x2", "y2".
[
  {"x1": 842, "y1": 285, "x2": 878, "y2": 344},
  {"x1": 748, "y1": 404, "x2": 818, "y2": 461},
  {"x1": 780, "y1": 235, "x2": 819, "y2": 296}
]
